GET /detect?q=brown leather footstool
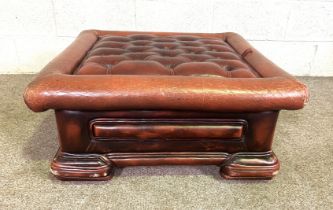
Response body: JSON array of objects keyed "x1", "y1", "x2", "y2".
[{"x1": 24, "y1": 30, "x2": 308, "y2": 181}]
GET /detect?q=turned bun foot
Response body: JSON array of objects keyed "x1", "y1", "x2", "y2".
[{"x1": 220, "y1": 151, "x2": 280, "y2": 180}]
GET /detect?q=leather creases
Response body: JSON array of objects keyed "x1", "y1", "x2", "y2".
[{"x1": 77, "y1": 34, "x2": 257, "y2": 78}]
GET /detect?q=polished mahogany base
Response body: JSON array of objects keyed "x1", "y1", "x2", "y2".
[
  {"x1": 48, "y1": 110, "x2": 281, "y2": 181},
  {"x1": 50, "y1": 150, "x2": 279, "y2": 180}
]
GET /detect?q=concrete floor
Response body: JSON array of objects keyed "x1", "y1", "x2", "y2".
[{"x1": 0, "y1": 75, "x2": 332, "y2": 209}]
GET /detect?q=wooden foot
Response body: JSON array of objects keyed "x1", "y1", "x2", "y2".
[
  {"x1": 220, "y1": 151, "x2": 280, "y2": 180},
  {"x1": 50, "y1": 150, "x2": 114, "y2": 181},
  {"x1": 50, "y1": 149, "x2": 279, "y2": 181}
]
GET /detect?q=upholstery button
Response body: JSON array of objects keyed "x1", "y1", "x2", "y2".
[
  {"x1": 145, "y1": 55, "x2": 190, "y2": 68},
  {"x1": 151, "y1": 49, "x2": 184, "y2": 57},
  {"x1": 110, "y1": 60, "x2": 172, "y2": 75},
  {"x1": 123, "y1": 52, "x2": 157, "y2": 60},
  {"x1": 174, "y1": 62, "x2": 228, "y2": 77},
  {"x1": 153, "y1": 43, "x2": 180, "y2": 50},
  {"x1": 205, "y1": 44, "x2": 233, "y2": 53},
  {"x1": 128, "y1": 34, "x2": 157, "y2": 40},
  {"x1": 77, "y1": 34, "x2": 257, "y2": 78},
  {"x1": 206, "y1": 59, "x2": 250, "y2": 70},
  {"x1": 85, "y1": 55, "x2": 130, "y2": 65},
  {"x1": 178, "y1": 46, "x2": 206, "y2": 54},
  {"x1": 181, "y1": 54, "x2": 214, "y2": 61},
  {"x1": 126, "y1": 46, "x2": 154, "y2": 52},
  {"x1": 152, "y1": 37, "x2": 177, "y2": 42},
  {"x1": 178, "y1": 41, "x2": 202, "y2": 47}
]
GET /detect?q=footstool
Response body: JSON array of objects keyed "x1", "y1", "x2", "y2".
[{"x1": 24, "y1": 30, "x2": 308, "y2": 181}]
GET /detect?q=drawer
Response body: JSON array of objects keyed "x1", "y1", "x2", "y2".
[{"x1": 90, "y1": 119, "x2": 246, "y2": 141}]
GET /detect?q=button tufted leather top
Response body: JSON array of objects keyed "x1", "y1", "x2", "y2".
[
  {"x1": 76, "y1": 34, "x2": 258, "y2": 78},
  {"x1": 24, "y1": 30, "x2": 308, "y2": 113}
]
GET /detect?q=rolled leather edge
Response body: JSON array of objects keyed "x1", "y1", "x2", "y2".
[
  {"x1": 24, "y1": 74, "x2": 308, "y2": 113},
  {"x1": 225, "y1": 32, "x2": 295, "y2": 79},
  {"x1": 23, "y1": 30, "x2": 309, "y2": 112}
]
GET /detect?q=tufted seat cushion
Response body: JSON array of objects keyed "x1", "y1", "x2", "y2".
[
  {"x1": 76, "y1": 34, "x2": 257, "y2": 78},
  {"x1": 24, "y1": 30, "x2": 308, "y2": 113}
]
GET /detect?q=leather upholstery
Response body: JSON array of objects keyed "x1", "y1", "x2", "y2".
[
  {"x1": 24, "y1": 30, "x2": 309, "y2": 112},
  {"x1": 77, "y1": 34, "x2": 257, "y2": 78}
]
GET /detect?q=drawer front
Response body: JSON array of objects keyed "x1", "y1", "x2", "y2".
[{"x1": 90, "y1": 119, "x2": 246, "y2": 141}]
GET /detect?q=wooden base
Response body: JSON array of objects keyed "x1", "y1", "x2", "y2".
[
  {"x1": 50, "y1": 150, "x2": 114, "y2": 181},
  {"x1": 50, "y1": 149, "x2": 279, "y2": 181},
  {"x1": 220, "y1": 151, "x2": 280, "y2": 180}
]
